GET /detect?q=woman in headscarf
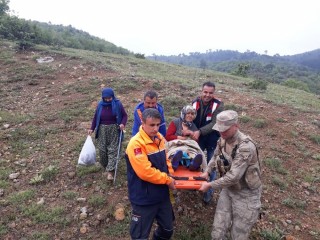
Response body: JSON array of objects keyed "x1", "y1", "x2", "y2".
[
  {"x1": 165, "y1": 105, "x2": 206, "y2": 171},
  {"x1": 88, "y1": 88, "x2": 128, "y2": 180}
]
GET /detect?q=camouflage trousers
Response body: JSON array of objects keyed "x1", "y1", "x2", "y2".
[
  {"x1": 211, "y1": 187, "x2": 261, "y2": 240},
  {"x1": 97, "y1": 124, "x2": 120, "y2": 171}
]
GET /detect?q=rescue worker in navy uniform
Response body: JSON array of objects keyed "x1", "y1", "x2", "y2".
[
  {"x1": 125, "y1": 108, "x2": 175, "y2": 240},
  {"x1": 199, "y1": 110, "x2": 262, "y2": 240},
  {"x1": 192, "y1": 81, "x2": 224, "y2": 203}
]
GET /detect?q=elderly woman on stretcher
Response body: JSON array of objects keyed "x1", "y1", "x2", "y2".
[{"x1": 165, "y1": 105, "x2": 207, "y2": 171}]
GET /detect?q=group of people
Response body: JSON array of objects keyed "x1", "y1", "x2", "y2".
[{"x1": 88, "y1": 82, "x2": 262, "y2": 240}]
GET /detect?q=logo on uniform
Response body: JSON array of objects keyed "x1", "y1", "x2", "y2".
[{"x1": 134, "y1": 148, "x2": 142, "y2": 156}]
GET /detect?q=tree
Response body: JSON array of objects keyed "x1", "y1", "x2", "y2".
[
  {"x1": 0, "y1": 0, "x2": 9, "y2": 16},
  {"x1": 233, "y1": 63, "x2": 250, "y2": 77},
  {"x1": 200, "y1": 59, "x2": 207, "y2": 70}
]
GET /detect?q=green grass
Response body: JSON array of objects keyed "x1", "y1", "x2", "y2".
[
  {"x1": 30, "y1": 232, "x2": 51, "y2": 240},
  {"x1": 162, "y1": 94, "x2": 188, "y2": 118},
  {"x1": 8, "y1": 190, "x2": 35, "y2": 204},
  {"x1": 312, "y1": 154, "x2": 320, "y2": 161},
  {"x1": 253, "y1": 118, "x2": 267, "y2": 128},
  {"x1": 0, "y1": 169, "x2": 11, "y2": 180},
  {"x1": 309, "y1": 134, "x2": 320, "y2": 144},
  {"x1": 22, "y1": 204, "x2": 70, "y2": 226},
  {"x1": 260, "y1": 84, "x2": 320, "y2": 113},
  {"x1": 41, "y1": 165, "x2": 59, "y2": 182},
  {"x1": 271, "y1": 176, "x2": 287, "y2": 190},
  {"x1": 303, "y1": 174, "x2": 319, "y2": 183},
  {"x1": 260, "y1": 228, "x2": 283, "y2": 240},
  {"x1": 0, "y1": 224, "x2": 8, "y2": 237},
  {"x1": 264, "y1": 158, "x2": 288, "y2": 175},
  {"x1": 239, "y1": 115, "x2": 252, "y2": 123},
  {"x1": 0, "y1": 110, "x2": 30, "y2": 126},
  {"x1": 224, "y1": 104, "x2": 243, "y2": 111},
  {"x1": 76, "y1": 164, "x2": 101, "y2": 177},
  {"x1": 103, "y1": 216, "x2": 131, "y2": 237},
  {"x1": 88, "y1": 195, "x2": 106, "y2": 207},
  {"x1": 0, "y1": 180, "x2": 9, "y2": 188},
  {"x1": 266, "y1": 130, "x2": 277, "y2": 137},
  {"x1": 62, "y1": 191, "x2": 78, "y2": 200},
  {"x1": 30, "y1": 165, "x2": 59, "y2": 185},
  {"x1": 282, "y1": 197, "x2": 307, "y2": 210},
  {"x1": 173, "y1": 216, "x2": 211, "y2": 240}
]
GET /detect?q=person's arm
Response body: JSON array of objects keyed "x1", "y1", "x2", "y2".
[
  {"x1": 200, "y1": 145, "x2": 220, "y2": 179},
  {"x1": 159, "y1": 115, "x2": 166, "y2": 137},
  {"x1": 127, "y1": 142, "x2": 173, "y2": 185},
  {"x1": 131, "y1": 109, "x2": 141, "y2": 136},
  {"x1": 88, "y1": 108, "x2": 98, "y2": 135},
  {"x1": 119, "y1": 103, "x2": 128, "y2": 131},
  {"x1": 165, "y1": 121, "x2": 178, "y2": 141},
  {"x1": 209, "y1": 142, "x2": 252, "y2": 189},
  {"x1": 199, "y1": 101, "x2": 224, "y2": 136},
  {"x1": 157, "y1": 104, "x2": 166, "y2": 136},
  {"x1": 166, "y1": 153, "x2": 174, "y2": 175}
]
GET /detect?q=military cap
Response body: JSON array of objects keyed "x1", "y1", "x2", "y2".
[{"x1": 212, "y1": 110, "x2": 238, "y2": 132}]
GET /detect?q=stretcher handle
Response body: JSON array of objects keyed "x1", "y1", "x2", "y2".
[{"x1": 171, "y1": 176, "x2": 207, "y2": 181}]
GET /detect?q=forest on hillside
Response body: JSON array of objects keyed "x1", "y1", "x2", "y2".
[
  {"x1": 149, "y1": 49, "x2": 320, "y2": 95},
  {"x1": 0, "y1": 0, "x2": 130, "y2": 55}
]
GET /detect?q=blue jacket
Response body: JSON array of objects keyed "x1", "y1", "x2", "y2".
[
  {"x1": 131, "y1": 102, "x2": 166, "y2": 136},
  {"x1": 125, "y1": 126, "x2": 174, "y2": 205}
]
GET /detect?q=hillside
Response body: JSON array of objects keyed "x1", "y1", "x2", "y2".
[
  {"x1": 0, "y1": 41, "x2": 320, "y2": 240},
  {"x1": 150, "y1": 49, "x2": 320, "y2": 95}
]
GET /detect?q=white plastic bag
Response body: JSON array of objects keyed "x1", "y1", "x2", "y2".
[{"x1": 78, "y1": 136, "x2": 96, "y2": 165}]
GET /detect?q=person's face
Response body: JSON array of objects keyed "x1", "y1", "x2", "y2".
[
  {"x1": 142, "y1": 117, "x2": 161, "y2": 138},
  {"x1": 103, "y1": 97, "x2": 113, "y2": 102},
  {"x1": 220, "y1": 124, "x2": 238, "y2": 140},
  {"x1": 185, "y1": 111, "x2": 196, "y2": 122},
  {"x1": 144, "y1": 96, "x2": 157, "y2": 109},
  {"x1": 201, "y1": 85, "x2": 215, "y2": 104}
]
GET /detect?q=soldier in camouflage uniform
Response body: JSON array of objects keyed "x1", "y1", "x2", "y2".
[{"x1": 199, "y1": 110, "x2": 262, "y2": 240}]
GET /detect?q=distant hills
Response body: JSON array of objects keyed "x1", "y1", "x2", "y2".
[
  {"x1": 148, "y1": 49, "x2": 320, "y2": 95},
  {"x1": 1, "y1": 0, "x2": 319, "y2": 94}
]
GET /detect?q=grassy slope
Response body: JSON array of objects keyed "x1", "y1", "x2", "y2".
[{"x1": 0, "y1": 41, "x2": 319, "y2": 240}]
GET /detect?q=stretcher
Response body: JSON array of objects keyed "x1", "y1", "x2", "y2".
[{"x1": 171, "y1": 166, "x2": 207, "y2": 190}]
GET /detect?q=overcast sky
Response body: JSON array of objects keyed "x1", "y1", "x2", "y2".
[{"x1": 8, "y1": 0, "x2": 320, "y2": 56}]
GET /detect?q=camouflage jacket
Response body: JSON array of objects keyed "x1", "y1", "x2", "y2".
[{"x1": 206, "y1": 130, "x2": 262, "y2": 190}]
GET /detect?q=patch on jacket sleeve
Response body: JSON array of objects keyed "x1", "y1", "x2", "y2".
[
  {"x1": 134, "y1": 148, "x2": 142, "y2": 156},
  {"x1": 238, "y1": 147, "x2": 251, "y2": 160}
]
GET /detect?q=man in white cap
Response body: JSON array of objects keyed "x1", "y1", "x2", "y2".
[{"x1": 199, "y1": 110, "x2": 262, "y2": 240}]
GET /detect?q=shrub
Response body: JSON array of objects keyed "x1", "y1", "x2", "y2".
[
  {"x1": 264, "y1": 158, "x2": 288, "y2": 175},
  {"x1": 224, "y1": 104, "x2": 243, "y2": 111},
  {"x1": 282, "y1": 78, "x2": 310, "y2": 92},
  {"x1": 282, "y1": 197, "x2": 307, "y2": 209},
  {"x1": 9, "y1": 190, "x2": 35, "y2": 204},
  {"x1": 239, "y1": 115, "x2": 251, "y2": 123},
  {"x1": 249, "y1": 79, "x2": 268, "y2": 90},
  {"x1": 88, "y1": 195, "x2": 106, "y2": 207},
  {"x1": 271, "y1": 176, "x2": 287, "y2": 190},
  {"x1": 253, "y1": 119, "x2": 267, "y2": 128},
  {"x1": 309, "y1": 134, "x2": 320, "y2": 144},
  {"x1": 260, "y1": 229, "x2": 283, "y2": 240},
  {"x1": 134, "y1": 53, "x2": 145, "y2": 59}
]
